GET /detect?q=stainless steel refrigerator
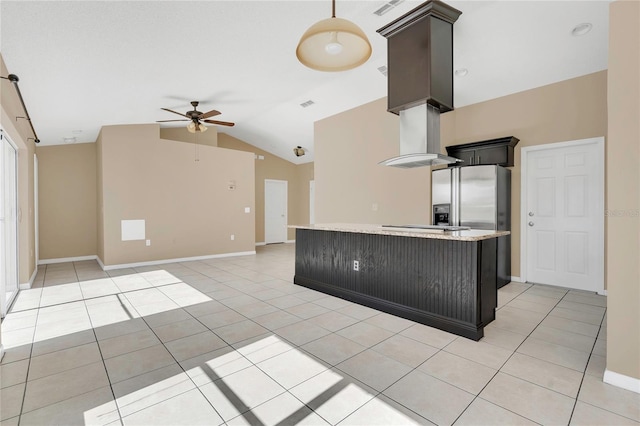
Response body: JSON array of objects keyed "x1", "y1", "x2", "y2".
[{"x1": 432, "y1": 165, "x2": 511, "y2": 288}]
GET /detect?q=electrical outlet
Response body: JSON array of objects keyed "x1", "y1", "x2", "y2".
[
  {"x1": 353, "y1": 260, "x2": 359, "y2": 271},
  {"x1": 231, "y1": 234, "x2": 235, "y2": 241},
  {"x1": 372, "y1": 203, "x2": 378, "y2": 212},
  {"x1": 146, "y1": 239, "x2": 151, "y2": 246}
]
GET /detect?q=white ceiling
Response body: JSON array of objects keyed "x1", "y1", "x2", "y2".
[{"x1": 1, "y1": 1, "x2": 610, "y2": 164}]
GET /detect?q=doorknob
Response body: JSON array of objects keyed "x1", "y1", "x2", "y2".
[
  {"x1": 528, "y1": 221, "x2": 534, "y2": 227},
  {"x1": 528, "y1": 211, "x2": 534, "y2": 217}
]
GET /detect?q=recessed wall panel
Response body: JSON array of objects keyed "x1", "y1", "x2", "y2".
[
  {"x1": 536, "y1": 177, "x2": 556, "y2": 217},
  {"x1": 565, "y1": 152, "x2": 586, "y2": 168},
  {"x1": 566, "y1": 175, "x2": 588, "y2": 217},
  {"x1": 536, "y1": 231, "x2": 556, "y2": 271},
  {"x1": 566, "y1": 232, "x2": 588, "y2": 274}
]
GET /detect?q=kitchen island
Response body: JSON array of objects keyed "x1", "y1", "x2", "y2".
[{"x1": 291, "y1": 224, "x2": 510, "y2": 340}]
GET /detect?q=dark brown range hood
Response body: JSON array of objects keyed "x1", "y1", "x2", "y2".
[{"x1": 377, "y1": 1, "x2": 462, "y2": 168}]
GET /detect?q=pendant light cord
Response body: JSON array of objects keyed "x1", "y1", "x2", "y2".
[{"x1": 332, "y1": 0, "x2": 336, "y2": 18}]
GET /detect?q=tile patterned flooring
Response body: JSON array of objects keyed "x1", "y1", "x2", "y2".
[{"x1": 1, "y1": 244, "x2": 638, "y2": 425}]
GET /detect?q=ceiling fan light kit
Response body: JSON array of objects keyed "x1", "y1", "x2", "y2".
[
  {"x1": 296, "y1": 0, "x2": 372, "y2": 72},
  {"x1": 293, "y1": 146, "x2": 306, "y2": 157},
  {"x1": 187, "y1": 121, "x2": 208, "y2": 133}
]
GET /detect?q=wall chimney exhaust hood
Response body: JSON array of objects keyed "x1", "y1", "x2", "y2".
[{"x1": 377, "y1": 0, "x2": 462, "y2": 168}]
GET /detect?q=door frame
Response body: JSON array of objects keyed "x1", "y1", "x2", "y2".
[
  {"x1": 520, "y1": 136, "x2": 605, "y2": 294},
  {"x1": 1, "y1": 129, "x2": 20, "y2": 317},
  {"x1": 309, "y1": 180, "x2": 315, "y2": 225},
  {"x1": 34, "y1": 153, "x2": 39, "y2": 266},
  {"x1": 264, "y1": 179, "x2": 288, "y2": 244}
]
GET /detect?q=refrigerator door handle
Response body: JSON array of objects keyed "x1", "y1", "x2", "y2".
[{"x1": 451, "y1": 168, "x2": 460, "y2": 226}]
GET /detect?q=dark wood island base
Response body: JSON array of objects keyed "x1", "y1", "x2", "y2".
[{"x1": 293, "y1": 226, "x2": 507, "y2": 340}]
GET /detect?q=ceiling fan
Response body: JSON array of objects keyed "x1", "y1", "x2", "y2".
[{"x1": 157, "y1": 101, "x2": 235, "y2": 133}]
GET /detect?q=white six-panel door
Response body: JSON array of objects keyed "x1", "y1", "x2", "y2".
[
  {"x1": 264, "y1": 179, "x2": 288, "y2": 244},
  {"x1": 523, "y1": 138, "x2": 604, "y2": 293}
]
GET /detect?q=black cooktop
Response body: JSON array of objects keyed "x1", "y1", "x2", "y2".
[{"x1": 382, "y1": 224, "x2": 471, "y2": 232}]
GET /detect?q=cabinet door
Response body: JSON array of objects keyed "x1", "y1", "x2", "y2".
[
  {"x1": 475, "y1": 145, "x2": 509, "y2": 166},
  {"x1": 450, "y1": 147, "x2": 476, "y2": 165}
]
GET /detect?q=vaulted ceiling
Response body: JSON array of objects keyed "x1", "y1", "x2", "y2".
[{"x1": 1, "y1": 1, "x2": 610, "y2": 163}]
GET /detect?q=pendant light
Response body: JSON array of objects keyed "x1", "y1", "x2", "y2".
[
  {"x1": 187, "y1": 121, "x2": 208, "y2": 134},
  {"x1": 296, "y1": 0, "x2": 372, "y2": 72}
]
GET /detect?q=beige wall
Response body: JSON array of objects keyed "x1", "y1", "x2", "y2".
[
  {"x1": 99, "y1": 124, "x2": 255, "y2": 266},
  {"x1": 36, "y1": 143, "x2": 97, "y2": 259},
  {"x1": 315, "y1": 97, "x2": 432, "y2": 225},
  {"x1": 606, "y1": 0, "x2": 639, "y2": 382},
  {"x1": 218, "y1": 133, "x2": 314, "y2": 242},
  {"x1": 160, "y1": 126, "x2": 218, "y2": 147},
  {"x1": 315, "y1": 71, "x2": 607, "y2": 277}
]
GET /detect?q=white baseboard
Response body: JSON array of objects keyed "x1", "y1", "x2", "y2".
[
  {"x1": 19, "y1": 267, "x2": 39, "y2": 290},
  {"x1": 510, "y1": 276, "x2": 523, "y2": 283},
  {"x1": 598, "y1": 289, "x2": 608, "y2": 296},
  {"x1": 0, "y1": 344, "x2": 4, "y2": 362},
  {"x1": 96, "y1": 256, "x2": 106, "y2": 271},
  {"x1": 604, "y1": 369, "x2": 640, "y2": 394},
  {"x1": 255, "y1": 242, "x2": 266, "y2": 246},
  {"x1": 99, "y1": 250, "x2": 257, "y2": 271},
  {"x1": 286, "y1": 240, "x2": 295, "y2": 244},
  {"x1": 38, "y1": 255, "x2": 97, "y2": 265}
]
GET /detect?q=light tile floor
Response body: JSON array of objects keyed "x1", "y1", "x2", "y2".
[{"x1": 1, "y1": 244, "x2": 638, "y2": 425}]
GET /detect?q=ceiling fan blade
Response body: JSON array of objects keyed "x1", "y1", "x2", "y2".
[
  {"x1": 156, "y1": 119, "x2": 189, "y2": 122},
  {"x1": 161, "y1": 108, "x2": 189, "y2": 118},
  {"x1": 200, "y1": 109, "x2": 222, "y2": 119},
  {"x1": 203, "y1": 119, "x2": 235, "y2": 127}
]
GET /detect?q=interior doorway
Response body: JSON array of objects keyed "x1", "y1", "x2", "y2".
[
  {"x1": 521, "y1": 137, "x2": 604, "y2": 293},
  {"x1": 264, "y1": 179, "x2": 288, "y2": 244},
  {"x1": 1, "y1": 130, "x2": 19, "y2": 317}
]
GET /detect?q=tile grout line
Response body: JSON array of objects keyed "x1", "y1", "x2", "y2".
[
  {"x1": 448, "y1": 284, "x2": 570, "y2": 426},
  {"x1": 81, "y1": 299, "x2": 126, "y2": 426},
  {"x1": 14, "y1": 303, "x2": 40, "y2": 426},
  {"x1": 118, "y1": 283, "x2": 278, "y2": 424},
  {"x1": 131, "y1": 302, "x2": 249, "y2": 425},
  {"x1": 96, "y1": 286, "x2": 225, "y2": 423},
  {"x1": 566, "y1": 302, "x2": 608, "y2": 423}
]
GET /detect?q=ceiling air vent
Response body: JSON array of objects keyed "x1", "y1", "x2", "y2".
[
  {"x1": 374, "y1": 0, "x2": 405, "y2": 16},
  {"x1": 377, "y1": 65, "x2": 388, "y2": 76},
  {"x1": 300, "y1": 100, "x2": 315, "y2": 108}
]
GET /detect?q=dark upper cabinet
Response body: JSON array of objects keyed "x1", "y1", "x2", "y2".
[{"x1": 446, "y1": 136, "x2": 520, "y2": 167}]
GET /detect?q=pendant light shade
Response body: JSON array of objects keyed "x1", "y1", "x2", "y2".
[
  {"x1": 296, "y1": 0, "x2": 372, "y2": 72},
  {"x1": 187, "y1": 121, "x2": 208, "y2": 134}
]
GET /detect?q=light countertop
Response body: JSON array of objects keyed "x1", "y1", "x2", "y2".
[{"x1": 290, "y1": 223, "x2": 510, "y2": 242}]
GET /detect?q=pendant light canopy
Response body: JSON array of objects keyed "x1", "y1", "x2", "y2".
[{"x1": 296, "y1": 0, "x2": 372, "y2": 72}]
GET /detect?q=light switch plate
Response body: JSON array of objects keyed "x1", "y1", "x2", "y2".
[{"x1": 244, "y1": 207, "x2": 250, "y2": 213}]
